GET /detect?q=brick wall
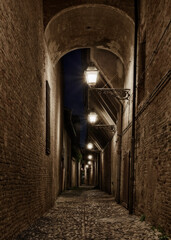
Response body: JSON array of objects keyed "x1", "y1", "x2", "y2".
[
  {"x1": 118, "y1": 0, "x2": 171, "y2": 234},
  {"x1": 135, "y1": 80, "x2": 171, "y2": 232},
  {"x1": 0, "y1": 1, "x2": 63, "y2": 239},
  {"x1": 135, "y1": 0, "x2": 171, "y2": 234}
]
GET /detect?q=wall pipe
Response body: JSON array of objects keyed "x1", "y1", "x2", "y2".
[
  {"x1": 116, "y1": 103, "x2": 123, "y2": 203},
  {"x1": 129, "y1": 0, "x2": 138, "y2": 214}
]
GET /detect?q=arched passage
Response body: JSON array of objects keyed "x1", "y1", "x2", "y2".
[
  {"x1": 45, "y1": 4, "x2": 134, "y2": 66},
  {"x1": 44, "y1": 3, "x2": 135, "y2": 204}
]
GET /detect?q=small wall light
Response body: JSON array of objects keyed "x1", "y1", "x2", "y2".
[
  {"x1": 88, "y1": 112, "x2": 98, "y2": 124},
  {"x1": 87, "y1": 143, "x2": 93, "y2": 150},
  {"x1": 88, "y1": 161, "x2": 92, "y2": 165},
  {"x1": 88, "y1": 155, "x2": 93, "y2": 160},
  {"x1": 84, "y1": 66, "x2": 99, "y2": 86}
]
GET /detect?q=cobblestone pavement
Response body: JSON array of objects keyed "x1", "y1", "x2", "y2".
[{"x1": 16, "y1": 187, "x2": 168, "y2": 240}]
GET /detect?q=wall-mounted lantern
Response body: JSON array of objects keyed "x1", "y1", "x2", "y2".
[
  {"x1": 84, "y1": 66, "x2": 99, "y2": 86},
  {"x1": 88, "y1": 112, "x2": 98, "y2": 124},
  {"x1": 85, "y1": 64, "x2": 130, "y2": 100},
  {"x1": 87, "y1": 143, "x2": 93, "y2": 150}
]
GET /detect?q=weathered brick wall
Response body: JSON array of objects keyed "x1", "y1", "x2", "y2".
[
  {"x1": 135, "y1": 0, "x2": 171, "y2": 234},
  {"x1": 138, "y1": 0, "x2": 171, "y2": 100},
  {"x1": 135, "y1": 80, "x2": 171, "y2": 232},
  {"x1": 0, "y1": 1, "x2": 63, "y2": 239}
]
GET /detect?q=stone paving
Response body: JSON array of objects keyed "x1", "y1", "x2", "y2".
[{"x1": 16, "y1": 186, "x2": 168, "y2": 240}]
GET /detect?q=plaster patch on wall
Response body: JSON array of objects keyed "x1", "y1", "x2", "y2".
[
  {"x1": 48, "y1": 40, "x2": 62, "y2": 64},
  {"x1": 107, "y1": 40, "x2": 120, "y2": 52},
  {"x1": 116, "y1": 59, "x2": 124, "y2": 79}
]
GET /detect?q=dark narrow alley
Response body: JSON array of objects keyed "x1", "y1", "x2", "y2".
[{"x1": 0, "y1": 0, "x2": 171, "y2": 240}]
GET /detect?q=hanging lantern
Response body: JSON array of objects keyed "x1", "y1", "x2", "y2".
[
  {"x1": 84, "y1": 66, "x2": 99, "y2": 86},
  {"x1": 88, "y1": 112, "x2": 98, "y2": 124},
  {"x1": 87, "y1": 143, "x2": 93, "y2": 150}
]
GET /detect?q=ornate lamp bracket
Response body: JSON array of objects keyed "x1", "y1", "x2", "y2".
[
  {"x1": 90, "y1": 124, "x2": 115, "y2": 132},
  {"x1": 90, "y1": 88, "x2": 130, "y2": 100}
]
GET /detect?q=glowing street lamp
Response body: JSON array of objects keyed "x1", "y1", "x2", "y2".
[
  {"x1": 88, "y1": 112, "x2": 98, "y2": 124},
  {"x1": 88, "y1": 155, "x2": 93, "y2": 160},
  {"x1": 88, "y1": 161, "x2": 92, "y2": 165},
  {"x1": 87, "y1": 143, "x2": 93, "y2": 150},
  {"x1": 84, "y1": 66, "x2": 130, "y2": 100},
  {"x1": 84, "y1": 66, "x2": 99, "y2": 86}
]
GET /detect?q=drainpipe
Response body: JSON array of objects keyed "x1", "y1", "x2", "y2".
[
  {"x1": 129, "y1": 0, "x2": 138, "y2": 214},
  {"x1": 116, "y1": 103, "x2": 123, "y2": 204}
]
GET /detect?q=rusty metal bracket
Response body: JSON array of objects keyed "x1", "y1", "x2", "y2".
[
  {"x1": 90, "y1": 88, "x2": 130, "y2": 100},
  {"x1": 90, "y1": 124, "x2": 115, "y2": 132}
]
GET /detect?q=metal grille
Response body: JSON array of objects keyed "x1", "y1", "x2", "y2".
[{"x1": 46, "y1": 81, "x2": 50, "y2": 155}]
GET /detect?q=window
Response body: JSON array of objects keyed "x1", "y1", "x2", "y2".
[{"x1": 46, "y1": 81, "x2": 50, "y2": 155}]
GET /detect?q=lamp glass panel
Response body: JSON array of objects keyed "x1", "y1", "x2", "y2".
[
  {"x1": 85, "y1": 71, "x2": 98, "y2": 86},
  {"x1": 88, "y1": 112, "x2": 98, "y2": 124},
  {"x1": 87, "y1": 143, "x2": 93, "y2": 149}
]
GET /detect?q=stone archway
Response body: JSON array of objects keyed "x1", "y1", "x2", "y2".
[{"x1": 45, "y1": 4, "x2": 134, "y2": 67}]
